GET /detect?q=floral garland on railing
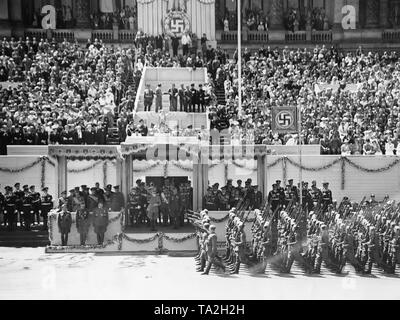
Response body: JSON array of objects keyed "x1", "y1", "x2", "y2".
[
  {"x1": 285, "y1": 156, "x2": 343, "y2": 171},
  {"x1": 344, "y1": 157, "x2": 400, "y2": 173},
  {"x1": 132, "y1": 162, "x2": 160, "y2": 173},
  {"x1": 161, "y1": 232, "x2": 197, "y2": 243},
  {"x1": 121, "y1": 232, "x2": 159, "y2": 244},
  {"x1": 67, "y1": 161, "x2": 103, "y2": 173},
  {"x1": 0, "y1": 156, "x2": 48, "y2": 173},
  {"x1": 266, "y1": 157, "x2": 283, "y2": 169},
  {"x1": 172, "y1": 161, "x2": 193, "y2": 172},
  {"x1": 232, "y1": 160, "x2": 257, "y2": 171},
  {"x1": 108, "y1": 211, "x2": 123, "y2": 224}
]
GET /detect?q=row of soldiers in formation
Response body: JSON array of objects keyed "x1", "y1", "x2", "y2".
[
  {"x1": 143, "y1": 83, "x2": 211, "y2": 113},
  {"x1": 191, "y1": 184, "x2": 400, "y2": 275},
  {"x1": 127, "y1": 179, "x2": 193, "y2": 230},
  {"x1": 203, "y1": 179, "x2": 263, "y2": 211}
]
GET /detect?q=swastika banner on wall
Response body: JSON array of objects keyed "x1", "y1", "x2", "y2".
[{"x1": 271, "y1": 106, "x2": 298, "y2": 134}]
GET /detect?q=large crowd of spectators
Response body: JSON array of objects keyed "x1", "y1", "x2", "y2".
[{"x1": 210, "y1": 45, "x2": 400, "y2": 155}]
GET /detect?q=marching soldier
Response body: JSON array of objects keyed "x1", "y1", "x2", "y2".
[
  {"x1": 230, "y1": 220, "x2": 249, "y2": 274},
  {"x1": 93, "y1": 202, "x2": 109, "y2": 245},
  {"x1": 76, "y1": 203, "x2": 90, "y2": 246},
  {"x1": 197, "y1": 221, "x2": 210, "y2": 272},
  {"x1": 21, "y1": 185, "x2": 33, "y2": 231},
  {"x1": 29, "y1": 185, "x2": 41, "y2": 225},
  {"x1": 202, "y1": 225, "x2": 226, "y2": 275},
  {"x1": 58, "y1": 204, "x2": 72, "y2": 246},
  {"x1": 40, "y1": 187, "x2": 53, "y2": 230},
  {"x1": 321, "y1": 181, "x2": 333, "y2": 213},
  {"x1": 258, "y1": 221, "x2": 272, "y2": 274},
  {"x1": 4, "y1": 186, "x2": 16, "y2": 231},
  {"x1": 111, "y1": 186, "x2": 125, "y2": 212}
]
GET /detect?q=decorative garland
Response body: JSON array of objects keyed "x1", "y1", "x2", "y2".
[
  {"x1": 67, "y1": 161, "x2": 102, "y2": 173},
  {"x1": 121, "y1": 232, "x2": 159, "y2": 244},
  {"x1": 132, "y1": 162, "x2": 160, "y2": 173},
  {"x1": 0, "y1": 156, "x2": 48, "y2": 173},
  {"x1": 171, "y1": 161, "x2": 193, "y2": 172},
  {"x1": 285, "y1": 156, "x2": 343, "y2": 172},
  {"x1": 41, "y1": 159, "x2": 46, "y2": 190},
  {"x1": 161, "y1": 232, "x2": 197, "y2": 242},
  {"x1": 344, "y1": 157, "x2": 400, "y2": 173},
  {"x1": 232, "y1": 160, "x2": 257, "y2": 171}
]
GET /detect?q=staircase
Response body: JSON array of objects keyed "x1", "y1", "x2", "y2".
[
  {"x1": 215, "y1": 87, "x2": 226, "y2": 106},
  {"x1": 107, "y1": 71, "x2": 138, "y2": 145},
  {"x1": 0, "y1": 227, "x2": 49, "y2": 247}
]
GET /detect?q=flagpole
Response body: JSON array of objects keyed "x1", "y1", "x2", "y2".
[
  {"x1": 237, "y1": 0, "x2": 242, "y2": 114},
  {"x1": 298, "y1": 104, "x2": 303, "y2": 216}
]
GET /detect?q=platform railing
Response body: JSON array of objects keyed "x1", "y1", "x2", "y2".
[
  {"x1": 311, "y1": 30, "x2": 332, "y2": 43},
  {"x1": 92, "y1": 29, "x2": 114, "y2": 42},
  {"x1": 285, "y1": 31, "x2": 307, "y2": 42}
]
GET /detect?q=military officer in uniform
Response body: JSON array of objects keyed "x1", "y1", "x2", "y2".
[
  {"x1": 30, "y1": 185, "x2": 41, "y2": 225},
  {"x1": 275, "y1": 180, "x2": 285, "y2": 202},
  {"x1": 21, "y1": 185, "x2": 33, "y2": 231},
  {"x1": 268, "y1": 184, "x2": 281, "y2": 214},
  {"x1": 93, "y1": 201, "x2": 109, "y2": 245},
  {"x1": 58, "y1": 204, "x2": 72, "y2": 246},
  {"x1": 128, "y1": 186, "x2": 142, "y2": 226},
  {"x1": 203, "y1": 187, "x2": 217, "y2": 211},
  {"x1": 103, "y1": 185, "x2": 113, "y2": 211},
  {"x1": 87, "y1": 187, "x2": 99, "y2": 212},
  {"x1": 58, "y1": 191, "x2": 68, "y2": 208},
  {"x1": 4, "y1": 186, "x2": 16, "y2": 231},
  {"x1": 14, "y1": 183, "x2": 24, "y2": 228},
  {"x1": 40, "y1": 187, "x2": 53, "y2": 230},
  {"x1": 236, "y1": 180, "x2": 244, "y2": 196},
  {"x1": 143, "y1": 84, "x2": 155, "y2": 112},
  {"x1": 111, "y1": 186, "x2": 125, "y2": 212},
  {"x1": 321, "y1": 181, "x2": 333, "y2": 213},
  {"x1": 286, "y1": 179, "x2": 298, "y2": 203},
  {"x1": 218, "y1": 187, "x2": 230, "y2": 211},
  {"x1": 161, "y1": 180, "x2": 171, "y2": 225},
  {"x1": 309, "y1": 180, "x2": 322, "y2": 211},
  {"x1": 202, "y1": 225, "x2": 226, "y2": 275},
  {"x1": 179, "y1": 182, "x2": 190, "y2": 227},
  {"x1": 76, "y1": 203, "x2": 90, "y2": 246}
]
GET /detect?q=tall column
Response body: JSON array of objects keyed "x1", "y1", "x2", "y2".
[
  {"x1": 380, "y1": 0, "x2": 389, "y2": 28},
  {"x1": 56, "y1": 156, "x2": 67, "y2": 198},
  {"x1": 269, "y1": 0, "x2": 284, "y2": 29},
  {"x1": 365, "y1": 0, "x2": 380, "y2": 28},
  {"x1": 73, "y1": 0, "x2": 91, "y2": 28}
]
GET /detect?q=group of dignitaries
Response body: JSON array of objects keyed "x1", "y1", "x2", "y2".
[
  {"x1": 128, "y1": 178, "x2": 193, "y2": 231},
  {"x1": 192, "y1": 179, "x2": 400, "y2": 276},
  {"x1": 143, "y1": 83, "x2": 211, "y2": 113},
  {"x1": 1, "y1": 183, "x2": 53, "y2": 231}
]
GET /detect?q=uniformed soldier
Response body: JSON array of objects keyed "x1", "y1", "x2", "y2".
[
  {"x1": 309, "y1": 180, "x2": 322, "y2": 210},
  {"x1": 197, "y1": 221, "x2": 210, "y2": 272},
  {"x1": 243, "y1": 179, "x2": 255, "y2": 209},
  {"x1": 58, "y1": 191, "x2": 67, "y2": 208},
  {"x1": 236, "y1": 180, "x2": 244, "y2": 196},
  {"x1": 28, "y1": 185, "x2": 41, "y2": 225},
  {"x1": 4, "y1": 186, "x2": 16, "y2": 231},
  {"x1": 230, "y1": 220, "x2": 249, "y2": 274},
  {"x1": 94, "y1": 182, "x2": 105, "y2": 203},
  {"x1": 103, "y1": 185, "x2": 113, "y2": 211},
  {"x1": 139, "y1": 182, "x2": 149, "y2": 225},
  {"x1": 128, "y1": 186, "x2": 141, "y2": 226},
  {"x1": 81, "y1": 185, "x2": 89, "y2": 207},
  {"x1": 66, "y1": 189, "x2": 75, "y2": 212},
  {"x1": 76, "y1": 203, "x2": 90, "y2": 246},
  {"x1": 21, "y1": 185, "x2": 33, "y2": 231},
  {"x1": 87, "y1": 187, "x2": 99, "y2": 212},
  {"x1": 268, "y1": 184, "x2": 281, "y2": 214},
  {"x1": 276, "y1": 180, "x2": 285, "y2": 202},
  {"x1": 254, "y1": 186, "x2": 263, "y2": 209},
  {"x1": 111, "y1": 186, "x2": 125, "y2": 212},
  {"x1": 143, "y1": 84, "x2": 155, "y2": 112},
  {"x1": 57, "y1": 204, "x2": 72, "y2": 246},
  {"x1": 14, "y1": 183, "x2": 24, "y2": 228},
  {"x1": 203, "y1": 187, "x2": 217, "y2": 211},
  {"x1": 299, "y1": 182, "x2": 312, "y2": 210},
  {"x1": 93, "y1": 201, "x2": 109, "y2": 245},
  {"x1": 202, "y1": 225, "x2": 226, "y2": 275},
  {"x1": 283, "y1": 184, "x2": 296, "y2": 208},
  {"x1": 218, "y1": 187, "x2": 230, "y2": 211},
  {"x1": 40, "y1": 187, "x2": 53, "y2": 230},
  {"x1": 179, "y1": 182, "x2": 190, "y2": 227},
  {"x1": 169, "y1": 185, "x2": 180, "y2": 229},
  {"x1": 161, "y1": 180, "x2": 171, "y2": 225},
  {"x1": 321, "y1": 181, "x2": 333, "y2": 213}
]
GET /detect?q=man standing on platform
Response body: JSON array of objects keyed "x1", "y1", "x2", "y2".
[
  {"x1": 268, "y1": 184, "x2": 281, "y2": 214},
  {"x1": 321, "y1": 181, "x2": 333, "y2": 213},
  {"x1": 4, "y1": 186, "x2": 16, "y2": 231},
  {"x1": 198, "y1": 84, "x2": 205, "y2": 113},
  {"x1": 30, "y1": 185, "x2": 41, "y2": 225},
  {"x1": 169, "y1": 83, "x2": 179, "y2": 111},
  {"x1": 155, "y1": 84, "x2": 163, "y2": 113},
  {"x1": 143, "y1": 84, "x2": 154, "y2": 112},
  {"x1": 178, "y1": 84, "x2": 186, "y2": 112},
  {"x1": 161, "y1": 180, "x2": 171, "y2": 226},
  {"x1": 309, "y1": 180, "x2": 322, "y2": 210},
  {"x1": 40, "y1": 187, "x2": 53, "y2": 230},
  {"x1": 76, "y1": 203, "x2": 90, "y2": 246},
  {"x1": 190, "y1": 84, "x2": 198, "y2": 113},
  {"x1": 21, "y1": 185, "x2": 33, "y2": 231},
  {"x1": 14, "y1": 183, "x2": 24, "y2": 228},
  {"x1": 111, "y1": 186, "x2": 125, "y2": 212},
  {"x1": 87, "y1": 187, "x2": 99, "y2": 213},
  {"x1": 58, "y1": 204, "x2": 72, "y2": 246},
  {"x1": 93, "y1": 202, "x2": 109, "y2": 245}
]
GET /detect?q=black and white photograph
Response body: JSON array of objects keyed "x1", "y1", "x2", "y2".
[{"x1": 0, "y1": 0, "x2": 399, "y2": 307}]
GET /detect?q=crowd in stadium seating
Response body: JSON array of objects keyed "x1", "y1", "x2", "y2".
[{"x1": 212, "y1": 45, "x2": 400, "y2": 155}]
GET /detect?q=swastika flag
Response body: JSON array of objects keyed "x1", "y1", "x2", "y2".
[{"x1": 271, "y1": 106, "x2": 299, "y2": 134}]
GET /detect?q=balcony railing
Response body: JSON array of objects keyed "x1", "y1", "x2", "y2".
[
  {"x1": 285, "y1": 31, "x2": 307, "y2": 42},
  {"x1": 118, "y1": 30, "x2": 136, "y2": 42},
  {"x1": 24, "y1": 28, "x2": 47, "y2": 40},
  {"x1": 92, "y1": 29, "x2": 114, "y2": 42},
  {"x1": 382, "y1": 29, "x2": 400, "y2": 42},
  {"x1": 311, "y1": 30, "x2": 332, "y2": 43},
  {"x1": 52, "y1": 29, "x2": 75, "y2": 41},
  {"x1": 221, "y1": 31, "x2": 239, "y2": 42},
  {"x1": 247, "y1": 30, "x2": 269, "y2": 42}
]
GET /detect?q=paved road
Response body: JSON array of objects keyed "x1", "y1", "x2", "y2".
[{"x1": 0, "y1": 248, "x2": 399, "y2": 300}]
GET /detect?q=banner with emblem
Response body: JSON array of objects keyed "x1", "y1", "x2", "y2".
[{"x1": 271, "y1": 106, "x2": 299, "y2": 134}]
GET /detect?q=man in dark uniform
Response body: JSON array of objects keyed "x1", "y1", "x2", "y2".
[
  {"x1": 268, "y1": 184, "x2": 281, "y2": 214},
  {"x1": 321, "y1": 181, "x2": 333, "y2": 213},
  {"x1": 66, "y1": 189, "x2": 75, "y2": 212},
  {"x1": 198, "y1": 84, "x2": 205, "y2": 112},
  {"x1": 275, "y1": 180, "x2": 285, "y2": 204},
  {"x1": 40, "y1": 187, "x2": 53, "y2": 230},
  {"x1": 81, "y1": 185, "x2": 89, "y2": 207},
  {"x1": 128, "y1": 186, "x2": 142, "y2": 226},
  {"x1": 309, "y1": 180, "x2": 322, "y2": 211},
  {"x1": 93, "y1": 201, "x2": 109, "y2": 245},
  {"x1": 21, "y1": 185, "x2": 33, "y2": 231},
  {"x1": 58, "y1": 191, "x2": 67, "y2": 208},
  {"x1": 160, "y1": 180, "x2": 171, "y2": 225},
  {"x1": 139, "y1": 182, "x2": 149, "y2": 224},
  {"x1": 14, "y1": 182, "x2": 24, "y2": 228},
  {"x1": 94, "y1": 182, "x2": 105, "y2": 203},
  {"x1": 103, "y1": 185, "x2": 113, "y2": 211},
  {"x1": 143, "y1": 84, "x2": 154, "y2": 112},
  {"x1": 283, "y1": 184, "x2": 296, "y2": 209},
  {"x1": 178, "y1": 84, "x2": 187, "y2": 112},
  {"x1": 203, "y1": 187, "x2": 217, "y2": 211},
  {"x1": 4, "y1": 186, "x2": 16, "y2": 231},
  {"x1": 218, "y1": 187, "x2": 230, "y2": 210},
  {"x1": 185, "y1": 85, "x2": 192, "y2": 112},
  {"x1": 236, "y1": 180, "x2": 244, "y2": 196},
  {"x1": 179, "y1": 182, "x2": 190, "y2": 226},
  {"x1": 76, "y1": 203, "x2": 90, "y2": 246},
  {"x1": 87, "y1": 187, "x2": 99, "y2": 212},
  {"x1": 58, "y1": 204, "x2": 72, "y2": 246},
  {"x1": 190, "y1": 83, "x2": 198, "y2": 113},
  {"x1": 299, "y1": 182, "x2": 312, "y2": 210},
  {"x1": 111, "y1": 186, "x2": 125, "y2": 212},
  {"x1": 244, "y1": 179, "x2": 255, "y2": 209},
  {"x1": 286, "y1": 179, "x2": 298, "y2": 203},
  {"x1": 30, "y1": 185, "x2": 41, "y2": 225}
]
